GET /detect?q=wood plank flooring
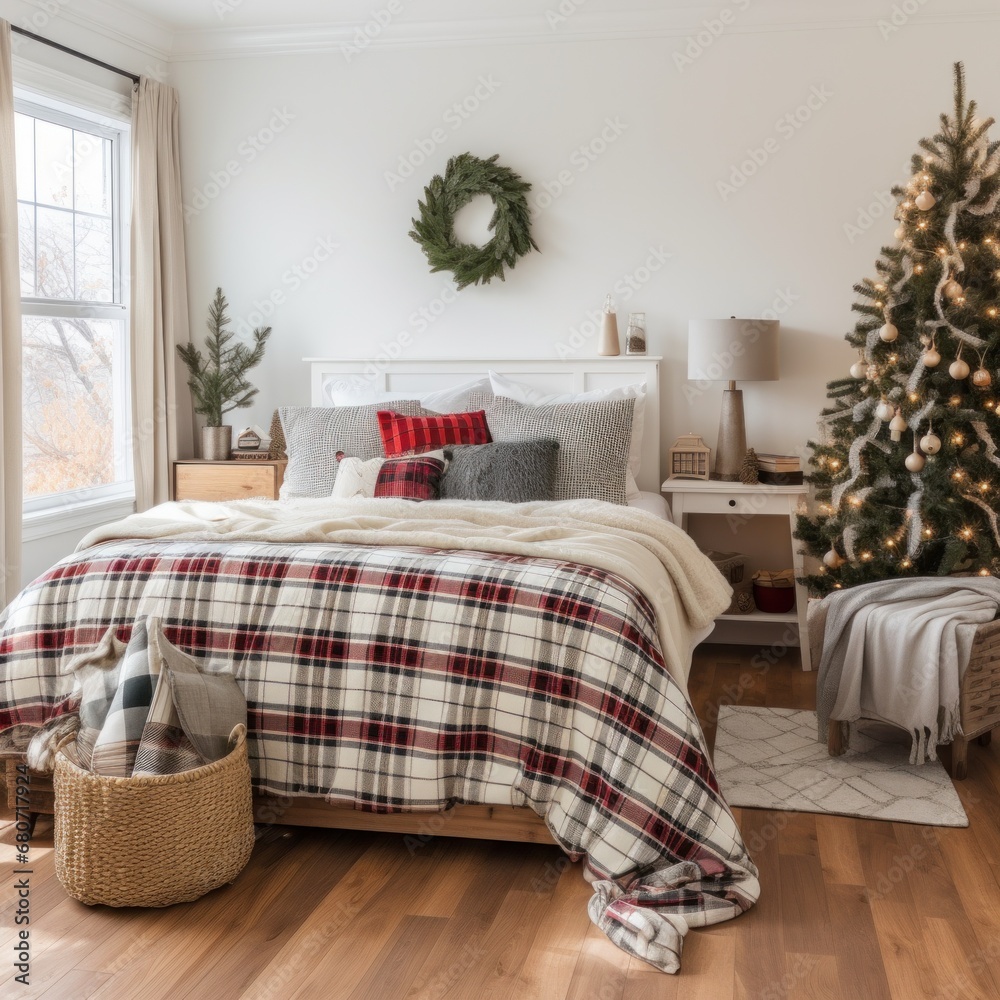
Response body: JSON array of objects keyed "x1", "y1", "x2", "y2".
[{"x1": 3, "y1": 642, "x2": 1000, "y2": 999}]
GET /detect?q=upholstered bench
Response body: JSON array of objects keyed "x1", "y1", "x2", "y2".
[{"x1": 826, "y1": 616, "x2": 1000, "y2": 779}]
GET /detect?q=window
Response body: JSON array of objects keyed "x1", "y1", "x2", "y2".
[{"x1": 15, "y1": 96, "x2": 132, "y2": 514}]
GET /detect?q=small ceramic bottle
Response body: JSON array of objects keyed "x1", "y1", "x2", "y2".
[{"x1": 598, "y1": 294, "x2": 620, "y2": 356}]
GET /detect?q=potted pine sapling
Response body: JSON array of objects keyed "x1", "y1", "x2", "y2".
[{"x1": 177, "y1": 288, "x2": 271, "y2": 461}]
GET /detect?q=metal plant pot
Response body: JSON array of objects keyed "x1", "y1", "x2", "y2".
[{"x1": 202, "y1": 425, "x2": 232, "y2": 461}]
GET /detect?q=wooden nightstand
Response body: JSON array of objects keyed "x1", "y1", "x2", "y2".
[
  {"x1": 661, "y1": 478, "x2": 812, "y2": 671},
  {"x1": 173, "y1": 459, "x2": 287, "y2": 502}
]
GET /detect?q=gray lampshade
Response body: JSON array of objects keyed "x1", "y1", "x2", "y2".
[{"x1": 687, "y1": 318, "x2": 780, "y2": 382}]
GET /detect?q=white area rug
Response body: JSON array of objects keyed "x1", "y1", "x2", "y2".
[{"x1": 713, "y1": 706, "x2": 968, "y2": 827}]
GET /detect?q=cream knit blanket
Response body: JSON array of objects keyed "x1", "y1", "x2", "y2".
[{"x1": 80, "y1": 497, "x2": 732, "y2": 687}]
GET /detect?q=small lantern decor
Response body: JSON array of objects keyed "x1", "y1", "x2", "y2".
[
  {"x1": 668, "y1": 434, "x2": 711, "y2": 480},
  {"x1": 236, "y1": 427, "x2": 262, "y2": 451}
]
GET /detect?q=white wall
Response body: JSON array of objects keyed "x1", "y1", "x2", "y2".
[{"x1": 168, "y1": 16, "x2": 1000, "y2": 474}]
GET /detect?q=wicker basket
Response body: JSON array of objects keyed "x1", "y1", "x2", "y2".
[{"x1": 54, "y1": 725, "x2": 255, "y2": 906}]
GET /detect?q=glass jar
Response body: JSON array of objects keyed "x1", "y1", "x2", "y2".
[{"x1": 626, "y1": 312, "x2": 646, "y2": 355}]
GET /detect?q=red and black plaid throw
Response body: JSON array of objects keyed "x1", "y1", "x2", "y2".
[
  {"x1": 0, "y1": 538, "x2": 757, "y2": 973},
  {"x1": 377, "y1": 409, "x2": 491, "y2": 456}
]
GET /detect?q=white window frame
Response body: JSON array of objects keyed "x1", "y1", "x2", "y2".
[{"x1": 15, "y1": 92, "x2": 134, "y2": 529}]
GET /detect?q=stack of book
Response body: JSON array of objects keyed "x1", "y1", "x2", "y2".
[{"x1": 756, "y1": 453, "x2": 803, "y2": 485}]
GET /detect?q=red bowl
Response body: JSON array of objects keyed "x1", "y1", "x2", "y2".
[{"x1": 752, "y1": 583, "x2": 795, "y2": 614}]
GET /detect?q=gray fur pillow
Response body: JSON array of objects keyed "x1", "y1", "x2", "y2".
[{"x1": 441, "y1": 440, "x2": 560, "y2": 503}]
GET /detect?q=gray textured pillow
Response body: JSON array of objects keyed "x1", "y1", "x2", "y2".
[
  {"x1": 279, "y1": 401, "x2": 423, "y2": 498},
  {"x1": 441, "y1": 440, "x2": 559, "y2": 503},
  {"x1": 481, "y1": 395, "x2": 635, "y2": 505}
]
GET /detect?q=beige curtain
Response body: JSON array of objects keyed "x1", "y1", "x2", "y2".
[
  {"x1": 0, "y1": 21, "x2": 22, "y2": 607},
  {"x1": 130, "y1": 77, "x2": 193, "y2": 511}
]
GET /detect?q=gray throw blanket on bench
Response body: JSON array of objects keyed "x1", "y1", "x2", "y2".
[{"x1": 814, "y1": 578, "x2": 1000, "y2": 764}]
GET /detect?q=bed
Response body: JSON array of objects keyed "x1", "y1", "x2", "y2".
[{"x1": 0, "y1": 357, "x2": 759, "y2": 974}]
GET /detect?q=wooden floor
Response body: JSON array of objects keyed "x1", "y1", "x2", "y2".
[{"x1": 4, "y1": 643, "x2": 1000, "y2": 999}]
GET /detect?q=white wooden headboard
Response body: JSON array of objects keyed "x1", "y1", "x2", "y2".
[{"x1": 305, "y1": 357, "x2": 662, "y2": 493}]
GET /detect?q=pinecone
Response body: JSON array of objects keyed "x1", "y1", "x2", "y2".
[{"x1": 740, "y1": 448, "x2": 760, "y2": 485}]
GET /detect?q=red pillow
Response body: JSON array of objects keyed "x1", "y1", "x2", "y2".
[
  {"x1": 374, "y1": 456, "x2": 445, "y2": 501},
  {"x1": 377, "y1": 409, "x2": 492, "y2": 457}
]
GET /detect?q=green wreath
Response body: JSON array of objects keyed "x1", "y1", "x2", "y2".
[{"x1": 409, "y1": 153, "x2": 538, "y2": 290}]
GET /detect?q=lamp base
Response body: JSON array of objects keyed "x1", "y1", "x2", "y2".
[{"x1": 713, "y1": 387, "x2": 747, "y2": 481}]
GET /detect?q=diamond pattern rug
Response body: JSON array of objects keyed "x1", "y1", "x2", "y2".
[{"x1": 713, "y1": 706, "x2": 968, "y2": 827}]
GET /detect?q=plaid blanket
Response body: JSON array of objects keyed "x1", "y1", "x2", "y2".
[{"x1": 0, "y1": 536, "x2": 757, "y2": 973}]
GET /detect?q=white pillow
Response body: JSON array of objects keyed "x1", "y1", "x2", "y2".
[
  {"x1": 487, "y1": 371, "x2": 645, "y2": 497},
  {"x1": 324, "y1": 376, "x2": 492, "y2": 413},
  {"x1": 331, "y1": 456, "x2": 384, "y2": 498}
]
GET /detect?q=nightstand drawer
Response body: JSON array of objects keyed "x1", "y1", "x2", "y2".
[
  {"x1": 174, "y1": 461, "x2": 285, "y2": 501},
  {"x1": 677, "y1": 492, "x2": 768, "y2": 517}
]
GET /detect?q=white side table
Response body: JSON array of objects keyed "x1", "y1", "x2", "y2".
[{"x1": 661, "y1": 478, "x2": 812, "y2": 671}]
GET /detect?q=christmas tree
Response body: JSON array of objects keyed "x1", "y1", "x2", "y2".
[{"x1": 797, "y1": 63, "x2": 1000, "y2": 595}]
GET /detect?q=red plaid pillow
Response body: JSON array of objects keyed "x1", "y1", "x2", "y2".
[
  {"x1": 377, "y1": 409, "x2": 492, "y2": 457},
  {"x1": 374, "y1": 456, "x2": 445, "y2": 501}
]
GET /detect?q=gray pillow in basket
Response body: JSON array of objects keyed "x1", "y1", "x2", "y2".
[
  {"x1": 476, "y1": 394, "x2": 635, "y2": 505},
  {"x1": 279, "y1": 401, "x2": 424, "y2": 498},
  {"x1": 441, "y1": 440, "x2": 559, "y2": 502}
]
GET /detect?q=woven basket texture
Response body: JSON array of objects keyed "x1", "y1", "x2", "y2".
[
  {"x1": 54, "y1": 725, "x2": 254, "y2": 907},
  {"x1": 960, "y1": 618, "x2": 1000, "y2": 737}
]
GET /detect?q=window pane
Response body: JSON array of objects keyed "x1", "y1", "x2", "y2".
[
  {"x1": 17, "y1": 203, "x2": 34, "y2": 296},
  {"x1": 75, "y1": 214, "x2": 113, "y2": 301},
  {"x1": 34, "y1": 118, "x2": 73, "y2": 209},
  {"x1": 15, "y1": 113, "x2": 33, "y2": 202},
  {"x1": 74, "y1": 131, "x2": 112, "y2": 215},
  {"x1": 35, "y1": 206, "x2": 74, "y2": 299},
  {"x1": 22, "y1": 316, "x2": 120, "y2": 499}
]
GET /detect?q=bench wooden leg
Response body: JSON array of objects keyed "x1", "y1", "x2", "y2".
[
  {"x1": 828, "y1": 720, "x2": 847, "y2": 757},
  {"x1": 977, "y1": 731, "x2": 992, "y2": 747},
  {"x1": 951, "y1": 738, "x2": 969, "y2": 780}
]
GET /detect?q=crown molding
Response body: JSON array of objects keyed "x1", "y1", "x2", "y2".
[
  {"x1": 7, "y1": 0, "x2": 1000, "y2": 64},
  {"x1": 160, "y1": 6, "x2": 1000, "y2": 62},
  {"x1": 3, "y1": 0, "x2": 172, "y2": 64}
]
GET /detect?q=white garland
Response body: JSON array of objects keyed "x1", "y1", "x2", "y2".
[
  {"x1": 906, "y1": 480, "x2": 925, "y2": 557},
  {"x1": 832, "y1": 416, "x2": 883, "y2": 510},
  {"x1": 843, "y1": 525, "x2": 858, "y2": 562},
  {"x1": 962, "y1": 491, "x2": 1000, "y2": 549},
  {"x1": 972, "y1": 420, "x2": 1000, "y2": 467}
]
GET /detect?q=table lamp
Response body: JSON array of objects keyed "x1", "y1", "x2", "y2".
[{"x1": 687, "y1": 317, "x2": 780, "y2": 481}]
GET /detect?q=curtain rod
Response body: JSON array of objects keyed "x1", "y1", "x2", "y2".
[{"x1": 10, "y1": 26, "x2": 140, "y2": 85}]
